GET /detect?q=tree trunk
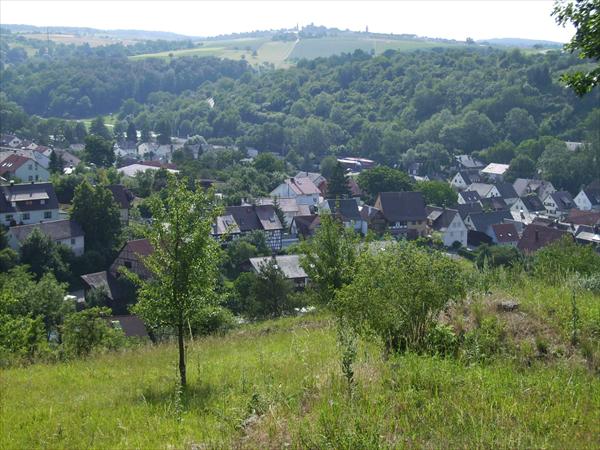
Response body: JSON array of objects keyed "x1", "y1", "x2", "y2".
[{"x1": 178, "y1": 320, "x2": 186, "y2": 388}]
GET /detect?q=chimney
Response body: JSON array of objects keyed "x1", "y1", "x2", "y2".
[{"x1": 534, "y1": 230, "x2": 539, "y2": 242}]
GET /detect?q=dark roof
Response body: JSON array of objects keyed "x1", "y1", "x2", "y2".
[
  {"x1": 360, "y1": 205, "x2": 384, "y2": 222},
  {"x1": 8, "y1": 219, "x2": 83, "y2": 243},
  {"x1": 53, "y1": 149, "x2": 81, "y2": 167},
  {"x1": 249, "y1": 255, "x2": 308, "y2": 280},
  {"x1": 80, "y1": 271, "x2": 121, "y2": 301},
  {"x1": 480, "y1": 196, "x2": 508, "y2": 211},
  {"x1": 292, "y1": 214, "x2": 320, "y2": 237},
  {"x1": 120, "y1": 238, "x2": 153, "y2": 257},
  {"x1": 581, "y1": 184, "x2": 600, "y2": 206},
  {"x1": 427, "y1": 207, "x2": 460, "y2": 231},
  {"x1": 0, "y1": 182, "x2": 59, "y2": 214},
  {"x1": 107, "y1": 315, "x2": 149, "y2": 338},
  {"x1": 107, "y1": 185, "x2": 134, "y2": 209},
  {"x1": 323, "y1": 199, "x2": 361, "y2": 221},
  {"x1": 468, "y1": 230, "x2": 493, "y2": 246},
  {"x1": 455, "y1": 154, "x2": 484, "y2": 169},
  {"x1": 519, "y1": 194, "x2": 545, "y2": 212},
  {"x1": 517, "y1": 224, "x2": 571, "y2": 254},
  {"x1": 457, "y1": 202, "x2": 483, "y2": 220},
  {"x1": 549, "y1": 191, "x2": 575, "y2": 211},
  {"x1": 376, "y1": 191, "x2": 427, "y2": 222},
  {"x1": 494, "y1": 182, "x2": 518, "y2": 199},
  {"x1": 139, "y1": 160, "x2": 178, "y2": 170},
  {"x1": 222, "y1": 205, "x2": 283, "y2": 233},
  {"x1": 459, "y1": 190, "x2": 481, "y2": 203},
  {"x1": 491, "y1": 223, "x2": 519, "y2": 243},
  {"x1": 467, "y1": 210, "x2": 512, "y2": 232},
  {"x1": 565, "y1": 209, "x2": 600, "y2": 226}
]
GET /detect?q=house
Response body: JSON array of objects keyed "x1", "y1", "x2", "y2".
[
  {"x1": 467, "y1": 183, "x2": 501, "y2": 199},
  {"x1": 295, "y1": 171, "x2": 327, "y2": 194},
  {"x1": 480, "y1": 197, "x2": 508, "y2": 212},
  {"x1": 249, "y1": 255, "x2": 309, "y2": 289},
  {"x1": 543, "y1": 191, "x2": 575, "y2": 219},
  {"x1": 510, "y1": 195, "x2": 545, "y2": 224},
  {"x1": 464, "y1": 210, "x2": 513, "y2": 238},
  {"x1": 0, "y1": 154, "x2": 50, "y2": 182},
  {"x1": 80, "y1": 239, "x2": 153, "y2": 313},
  {"x1": 457, "y1": 202, "x2": 483, "y2": 220},
  {"x1": 53, "y1": 149, "x2": 81, "y2": 168},
  {"x1": 574, "y1": 226, "x2": 600, "y2": 248},
  {"x1": 213, "y1": 205, "x2": 284, "y2": 251},
  {"x1": 565, "y1": 209, "x2": 600, "y2": 227},
  {"x1": 454, "y1": 154, "x2": 484, "y2": 171},
  {"x1": 0, "y1": 182, "x2": 59, "y2": 226},
  {"x1": 106, "y1": 315, "x2": 149, "y2": 339},
  {"x1": 574, "y1": 181, "x2": 600, "y2": 211},
  {"x1": 481, "y1": 163, "x2": 510, "y2": 182},
  {"x1": 374, "y1": 192, "x2": 428, "y2": 238},
  {"x1": 517, "y1": 224, "x2": 571, "y2": 254},
  {"x1": 494, "y1": 182, "x2": 518, "y2": 205},
  {"x1": 6, "y1": 219, "x2": 85, "y2": 256},
  {"x1": 337, "y1": 157, "x2": 375, "y2": 172},
  {"x1": 319, "y1": 198, "x2": 366, "y2": 234},
  {"x1": 360, "y1": 204, "x2": 386, "y2": 233},
  {"x1": 0, "y1": 134, "x2": 22, "y2": 148},
  {"x1": 458, "y1": 190, "x2": 481, "y2": 204},
  {"x1": 427, "y1": 207, "x2": 468, "y2": 247},
  {"x1": 249, "y1": 197, "x2": 311, "y2": 230},
  {"x1": 290, "y1": 214, "x2": 320, "y2": 239},
  {"x1": 450, "y1": 170, "x2": 482, "y2": 191},
  {"x1": 107, "y1": 184, "x2": 135, "y2": 225},
  {"x1": 270, "y1": 177, "x2": 321, "y2": 206},
  {"x1": 513, "y1": 178, "x2": 556, "y2": 201},
  {"x1": 490, "y1": 223, "x2": 519, "y2": 246},
  {"x1": 117, "y1": 162, "x2": 179, "y2": 178}
]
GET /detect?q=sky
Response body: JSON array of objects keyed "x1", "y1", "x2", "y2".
[{"x1": 0, "y1": 1, "x2": 574, "y2": 43}]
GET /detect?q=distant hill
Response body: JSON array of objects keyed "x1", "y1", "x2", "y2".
[
  {"x1": 477, "y1": 38, "x2": 564, "y2": 48},
  {"x1": 1, "y1": 24, "x2": 194, "y2": 41}
]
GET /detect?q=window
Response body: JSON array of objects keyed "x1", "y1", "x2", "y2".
[
  {"x1": 71, "y1": 238, "x2": 76, "y2": 245},
  {"x1": 44, "y1": 211, "x2": 52, "y2": 219},
  {"x1": 28, "y1": 164, "x2": 33, "y2": 170},
  {"x1": 5, "y1": 215, "x2": 13, "y2": 222},
  {"x1": 28, "y1": 176, "x2": 33, "y2": 181},
  {"x1": 21, "y1": 213, "x2": 30, "y2": 221}
]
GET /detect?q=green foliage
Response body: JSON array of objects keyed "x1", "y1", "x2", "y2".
[
  {"x1": 61, "y1": 307, "x2": 125, "y2": 357},
  {"x1": 130, "y1": 176, "x2": 223, "y2": 386},
  {"x1": 462, "y1": 316, "x2": 507, "y2": 364},
  {"x1": 357, "y1": 166, "x2": 413, "y2": 203},
  {"x1": 71, "y1": 180, "x2": 121, "y2": 252},
  {"x1": 253, "y1": 152, "x2": 286, "y2": 173},
  {"x1": 300, "y1": 214, "x2": 358, "y2": 306},
  {"x1": 19, "y1": 228, "x2": 74, "y2": 282},
  {"x1": 534, "y1": 236, "x2": 600, "y2": 280},
  {"x1": 415, "y1": 180, "x2": 457, "y2": 207},
  {"x1": 89, "y1": 116, "x2": 112, "y2": 140},
  {"x1": 249, "y1": 259, "x2": 296, "y2": 318},
  {"x1": 475, "y1": 244, "x2": 522, "y2": 269},
  {"x1": 84, "y1": 134, "x2": 115, "y2": 167},
  {"x1": 325, "y1": 162, "x2": 351, "y2": 199},
  {"x1": 505, "y1": 153, "x2": 537, "y2": 182},
  {"x1": 337, "y1": 242, "x2": 466, "y2": 354},
  {"x1": 553, "y1": 0, "x2": 600, "y2": 96}
]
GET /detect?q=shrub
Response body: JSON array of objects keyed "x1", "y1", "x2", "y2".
[
  {"x1": 61, "y1": 307, "x2": 126, "y2": 357},
  {"x1": 461, "y1": 317, "x2": 506, "y2": 363},
  {"x1": 336, "y1": 242, "x2": 466, "y2": 354},
  {"x1": 534, "y1": 237, "x2": 600, "y2": 281}
]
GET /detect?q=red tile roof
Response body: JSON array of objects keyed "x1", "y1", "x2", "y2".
[
  {"x1": 491, "y1": 223, "x2": 519, "y2": 243},
  {"x1": 517, "y1": 224, "x2": 571, "y2": 254},
  {"x1": 0, "y1": 154, "x2": 31, "y2": 175}
]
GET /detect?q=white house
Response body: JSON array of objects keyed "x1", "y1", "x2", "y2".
[
  {"x1": 270, "y1": 177, "x2": 321, "y2": 206},
  {"x1": 427, "y1": 207, "x2": 468, "y2": 247},
  {"x1": 513, "y1": 178, "x2": 556, "y2": 202},
  {"x1": 481, "y1": 163, "x2": 510, "y2": 182},
  {"x1": 0, "y1": 182, "x2": 60, "y2": 226},
  {"x1": 510, "y1": 195, "x2": 545, "y2": 224},
  {"x1": 458, "y1": 190, "x2": 481, "y2": 205},
  {"x1": 319, "y1": 198, "x2": 367, "y2": 235},
  {"x1": 0, "y1": 154, "x2": 50, "y2": 182},
  {"x1": 574, "y1": 184, "x2": 600, "y2": 211},
  {"x1": 467, "y1": 183, "x2": 501, "y2": 199},
  {"x1": 117, "y1": 163, "x2": 179, "y2": 178},
  {"x1": 543, "y1": 191, "x2": 575, "y2": 219},
  {"x1": 7, "y1": 219, "x2": 85, "y2": 256}
]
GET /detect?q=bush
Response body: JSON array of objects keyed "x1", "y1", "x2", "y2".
[
  {"x1": 534, "y1": 237, "x2": 600, "y2": 281},
  {"x1": 475, "y1": 244, "x2": 522, "y2": 269},
  {"x1": 425, "y1": 323, "x2": 459, "y2": 357},
  {"x1": 461, "y1": 317, "x2": 507, "y2": 364},
  {"x1": 61, "y1": 307, "x2": 126, "y2": 357},
  {"x1": 192, "y1": 306, "x2": 236, "y2": 336}
]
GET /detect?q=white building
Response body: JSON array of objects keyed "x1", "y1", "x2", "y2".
[
  {"x1": 0, "y1": 154, "x2": 50, "y2": 182},
  {"x1": 574, "y1": 184, "x2": 600, "y2": 211},
  {"x1": 427, "y1": 207, "x2": 468, "y2": 247},
  {"x1": 7, "y1": 219, "x2": 85, "y2": 256},
  {"x1": 0, "y1": 182, "x2": 60, "y2": 226},
  {"x1": 481, "y1": 163, "x2": 510, "y2": 182},
  {"x1": 270, "y1": 177, "x2": 321, "y2": 206}
]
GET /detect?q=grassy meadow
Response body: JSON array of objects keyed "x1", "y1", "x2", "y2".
[{"x1": 2, "y1": 276, "x2": 600, "y2": 449}]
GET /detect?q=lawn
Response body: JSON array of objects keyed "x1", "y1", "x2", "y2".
[{"x1": 2, "y1": 292, "x2": 599, "y2": 449}]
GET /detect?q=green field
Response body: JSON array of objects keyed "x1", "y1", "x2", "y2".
[
  {"x1": 2, "y1": 276, "x2": 599, "y2": 449},
  {"x1": 130, "y1": 36, "x2": 464, "y2": 68}
]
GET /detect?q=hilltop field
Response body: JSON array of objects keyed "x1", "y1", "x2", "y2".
[{"x1": 2, "y1": 274, "x2": 599, "y2": 449}]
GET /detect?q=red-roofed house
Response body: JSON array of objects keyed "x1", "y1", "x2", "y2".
[
  {"x1": 270, "y1": 177, "x2": 321, "y2": 206},
  {"x1": 0, "y1": 154, "x2": 49, "y2": 182},
  {"x1": 490, "y1": 223, "x2": 519, "y2": 246},
  {"x1": 517, "y1": 224, "x2": 571, "y2": 254}
]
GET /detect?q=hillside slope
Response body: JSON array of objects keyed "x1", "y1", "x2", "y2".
[{"x1": 2, "y1": 277, "x2": 599, "y2": 449}]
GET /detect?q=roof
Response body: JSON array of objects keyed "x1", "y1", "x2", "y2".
[
  {"x1": 518, "y1": 194, "x2": 545, "y2": 212},
  {"x1": 107, "y1": 185, "x2": 135, "y2": 209},
  {"x1": 291, "y1": 214, "x2": 320, "y2": 237},
  {"x1": 480, "y1": 197, "x2": 508, "y2": 211},
  {"x1": 548, "y1": 191, "x2": 575, "y2": 211},
  {"x1": 376, "y1": 191, "x2": 427, "y2": 222},
  {"x1": 491, "y1": 223, "x2": 519, "y2": 243},
  {"x1": 459, "y1": 190, "x2": 481, "y2": 203},
  {"x1": 249, "y1": 255, "x2": 308, "y2": 280},
  {"x1": 360, "y1": 204, "x2": 384, "y2": 222},
  {"x1": 80, "y1": 271, "x2": 120, "y2": 301},
  {"x1": 53, "y1": 149, "x2": 81, "y2": 167},
  {"x1": 426, "y1": 207, "x2": 460, "y2": 232},
  {"x1": 120, "y1": 239, "x2": 153, "y2": 257},
  {"x1": 494, "y1": 182, "x2": 518, "y2": 199},
  {"x1": 0, "y1": 182, "x2": 59, "y2": 213},
  {"x1": 481, "y1": 163, "x2": 509, "y2": 175},
  {"x1": 457, "y1": 202, "x2": 483, "y2": 219},
  {"x1": 467, "y1": 183, "x2": 496, "y2": 198},
  {"x1": 455, "y1": 154, "x2": 484, "y2": 169},
  {"x1": 107, "y1": 315, "x2": 149, "y2": 338},
  {"x1": 286, "y1": 177, "x2": 320, "y2": 196},
  {"x1": 117, "y1": 163, "x2": 179, "y2": 177},
  {"x1": 565, "y1": 209, "x2": 600, "y2": 226},
  {"x1": 219, "y1": 205, "x2": 283, "y2": 234},
  {"x1": 0, "y1": 154, "x2": 31, "y2": 175},
  {"x1": 580, "y1": 185, "x2": 600, "y2": 206},
  {"x1": 513, "y1": 178, "x2": 555, "y2": 198},
  {"x1": 295, "y1": 171, "x2": 326, "y2": 187},
  {"x1": 467, "y1": 210, "x2": 512, "y2": 232},
  {"x1": 252, "y1": 197, "x2": 311, "y2": 216},
  {"x1": 8, "y1": 219, "x2": 84, "y2": 243},
  {"x1": 322, "y1": 199, "x2": 362, "y2": 221},
  {"x1": 214, "y1": 214, "x2": 241, "y2": 235},
  {"x1": 517, "y1": 224, "x2": 571, "y2": 253},
  {"x1": 455, "y1": 170, "x2": 481, "y2": 185}
]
